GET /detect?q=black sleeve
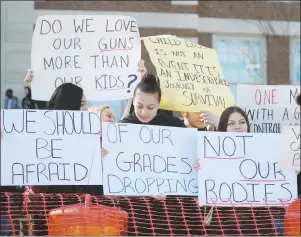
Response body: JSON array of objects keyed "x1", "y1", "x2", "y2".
[{"x1": 171, "y1": 117, "x2": 187, "y2": 128}]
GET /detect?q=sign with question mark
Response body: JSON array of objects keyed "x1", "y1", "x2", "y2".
[
  {"x1": 127, "y1": 74, "x2": 138, "y2": 93},
  {"x1": 31, "y1": 15, "x2": 141, "y2": 101}
]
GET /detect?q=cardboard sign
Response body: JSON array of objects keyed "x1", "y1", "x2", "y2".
[
  {"x1": 279, "y1": 126, "x2": 300, "y2": 172},
  {"x1": 31, "y1": 15, "x2": 141, "y2": 101},
  {"x1": 197, "y1": 132, "x2": 298, "y2": 206},
  {"x1": 142, "y1": 35, "x2": 234, "y2": 115},
  {"x1": 237, "y1": 84, "x2": 300, "y2": 133},
  {"x1": 0, "y1": 109, "x2": 102, "y2": 186},
  {"x1": 102, "y1": 122, "x2": 198, "y2": 196}
]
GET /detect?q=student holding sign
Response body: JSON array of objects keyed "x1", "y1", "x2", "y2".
[
  {"x1": 217, "y1": 106, "x2": 251, "y2": 132},
  {"x1": 181, "y1": 111, "x2": 216, "y2": 131},
  {"x1": 120, "y1": 73, "x2": 186, "y2": 127},
  {"x1": 194, "y1": 106, "x2": 250, "y2": 171},
  {"x1": 89, "y1": 105, "x2": 116, "y2": 158}
]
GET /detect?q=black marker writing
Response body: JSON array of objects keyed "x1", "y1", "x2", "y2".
[
  {"x1": 73, "y1": 18, "x2": 95, "y2": 33},
  {"x1": 107, "y1": 174, "x2": 197, "y2": 194},
  {"x1": 11, "y1": 162, "x2": 88, "y2": 185},
  {"x1": 43, "y1": 110, "x2": 100, "y2": 136},
  {"x1": 90, "y1": 55, "x2": 129, "y2": 69},
  {"x1": 53, "y1": 37, "x2": 81, "y2": 50},
  {"x1": 40, "y1": 19, "x2": 62, "y2": 35},
  {"x1": 105, "y1": 19, "x2": 138, "y2": 32},
  {"x1": 35, "y1": 138, "x2": 63, "y2": 159},
  {"x1": 139, "y1": 126, "x2": 173, "y2": 145},
  {"x1": 43, "y1": 55, "x2": 81, "y2": 70},
  {"x1": 106, "y1": 122, "x2": 128, "y2": 143},
  {"x1": 2, "y1": 110, "x2": 36, "y2": 134}
]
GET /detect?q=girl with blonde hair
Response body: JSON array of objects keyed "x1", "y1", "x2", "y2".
[{"x1": 88, "y1": 105, "x2": 115, "y2": 158}]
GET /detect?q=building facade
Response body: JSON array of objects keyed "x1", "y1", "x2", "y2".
[{"x1": 1, "y1": 1, "x2": 300, "y2": 119}]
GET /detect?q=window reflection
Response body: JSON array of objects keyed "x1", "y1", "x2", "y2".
[
  {"x1": 215, "y1": 37, "x2": 266, "y2": 102},
  {"x1": 292, "y1": 40, "x2": 300, "y2": 85}
]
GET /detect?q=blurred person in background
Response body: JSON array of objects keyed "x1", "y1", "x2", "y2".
[
  {"x1": 4, "y1": 89, "x2": 20, "y2": 109},
  {"x1": 182, "y1": 111, "x2": 216, "y2": 131},
  {"x1": 21, "y1": 86, "x2": 35, "y2": 109}
]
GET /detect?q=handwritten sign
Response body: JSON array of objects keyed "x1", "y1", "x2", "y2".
[
  {"x1": 237, "y1": 85, "x2": 300, "y2": 133},
  {"x1": 197, "y1": 132, "x2": 298, "y2": 206},
  {"x1": 279, "y1": 126, "x2": 300, "y2": 172},
  {"x1": 142, "y1": 35, "x2": 234, "y2": 115},
  {"x1": 102, "y1": 122, "x2": 198, "y2": 196},
  {"x1": 31, "y1": 15, "x2": 141, "y2": 101},
  {"x1": 0, "y1": 109, "x2": 102, "y2": 186}
]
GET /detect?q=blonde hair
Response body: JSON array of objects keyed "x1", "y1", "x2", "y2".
[{"x1": 88, "y1": 105, "x2": 110, "y2": 115}]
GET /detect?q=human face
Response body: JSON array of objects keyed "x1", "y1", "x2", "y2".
[
  {"x1": 6, "y1": 92, "x2": 12, "y2": 98},
  {"x1": 80, "y1": 94, "x2": 88, "y2": 111},
  {"x1": 226, "y1": 112, "x2": 248, "y2": 133},
  {"x1": 133, "y1": 89, "x2": 160, "y2": 123},
  {"x1": 186, "y1": 112, "x2": 204, "y2": 128},
  {"x1": 101, "y1": 108, "x2": 115, "y2": 123}
]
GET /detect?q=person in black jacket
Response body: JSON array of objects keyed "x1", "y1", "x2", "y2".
[
  {"x1": 120, "y1": 73, "x2": 185, "y2": 128},
  {"x1": 118, "y1": 74, "x2": 209, "y2": 236},
  {"x1": 21, "y1": 86, "x2": 35, "y2": 109}
]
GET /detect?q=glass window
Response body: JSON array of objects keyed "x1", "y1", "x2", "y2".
[
  {"x1": 291, "y1": 39, "x2": 300, "y2": 85},
  {"x1": 214, "y1": 36, "x2": 266, "y2": 102}
]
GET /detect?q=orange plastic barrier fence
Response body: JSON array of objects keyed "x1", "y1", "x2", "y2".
[{"x1": 0, "y1": 192, "x2": 299, "y2": 236}]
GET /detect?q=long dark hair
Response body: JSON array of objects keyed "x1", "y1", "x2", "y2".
[
  {"x1": 125, "y1": 74, "x2": 172, "y2": 117},
  {"x1": 47, "y1": 83, "x2": 83, "y2": 110},
  {"x1": 24, "y1": 86, "x2": 32, "y2": 99},
  {"x1": 297, "y1": 94, "x2": 301, "y2": 106},
  {"x1": 34, "y1": 100, "x2": 47, "y2": 110},
  {"x1": 22, "y1": 86, "x2": 35, "y2": 109},
  {"x1": 218, "y1": 106, "x2": 251, "y2": 132}
]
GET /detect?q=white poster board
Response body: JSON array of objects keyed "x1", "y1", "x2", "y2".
[
  {"x1": 197, "y1": 132, "x2": 298, "y2": 206},
  {"x1": 279, "y1": 126, "x2": 300, "y2": 172},
  {"x1": 31, "y1": 15, "x2": 141, "y2": 101},
  {"x1": 102, "y1": 122, "x2": 198, "y2": 196},
  {"x1": 237, "y1": 85, "x2": 300, "y2": 133},
  {"x1": 1, "y1": 109, "x2": 102, "y2": 186}
]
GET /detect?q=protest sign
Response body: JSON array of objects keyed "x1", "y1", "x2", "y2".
[
  {"x1": 197, "y1": 132, "x2": 298, "y2": 207},
  {"x1": 237, "y1": 84, "x2": 300, "y2": 133},
  {"x1": 0, "y1": 109, "x2": 102, "y2": 186},
  {"x1": 102, "y1": 122, "x2": 198, "y2": 196},
  {"x1": 142, "y1": 35, "x2": 234, "y2": 115},
  {"x1": 31, "y1": 15, "x2": 141, "y2": 101},
  {"x1": 279, "y1": 126, "x2": 300, "y2": 172}
]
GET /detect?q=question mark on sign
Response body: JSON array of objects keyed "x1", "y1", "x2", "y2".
[{"x1": 127, "y1": 74, "x2": 138, "y2": 93}]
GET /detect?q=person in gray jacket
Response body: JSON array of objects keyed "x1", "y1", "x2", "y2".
[{"x1": 4, "y1": 89, "x2": 20, "y2": 109}]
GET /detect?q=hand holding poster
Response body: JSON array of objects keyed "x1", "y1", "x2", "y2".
[
  {"x1": 31, "y1": 15, "x2": 141, "y2": 101},
  {"x1": 142, "y1": 35, "x2": 234, "y2": 115},
  {"x1": 1, "y1": 109, "x2": 102, "y2": 186},
  {"x1": 237, "y1": 85, "x2": 300, "y2": 133},
  {"x1": 102, "y1": 122, "x2": 198, "y2": 196},
  {"x1": 279, "y1": 126, "x2": 300, "y2": 172},
  {"x1": 197, "y1": 132, "x2": 297, "y2": 206}
]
